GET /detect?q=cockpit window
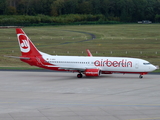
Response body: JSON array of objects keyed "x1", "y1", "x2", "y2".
[{"x1": 143, "y1": 63, "x2": 151, "y2": 65}]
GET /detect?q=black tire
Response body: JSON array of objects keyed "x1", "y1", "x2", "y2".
[
  {"x1": 77, "y1": 74, "x2": 82, "y2": 78},
  {"x1": 139, "y1": 75, "x2": 143, "y2": 79}
]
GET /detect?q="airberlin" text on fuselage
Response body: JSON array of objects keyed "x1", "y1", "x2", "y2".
[{"x1": 94, "y1": 59, "x2": 132, "y2": 67}]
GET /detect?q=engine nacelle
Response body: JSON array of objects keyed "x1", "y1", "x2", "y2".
[{"x1": 84, "y1": 69, "x2": 101, "y2": 77}]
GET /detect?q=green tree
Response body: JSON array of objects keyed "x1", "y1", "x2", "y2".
[
  {"x1": 5, "y1": 6, "x2": 17, "y2": 15},
  {"x1": 91, "y1": 0, "x2": 101, "y2": 14},
  {"x1": 118, "y1": 0, "x2": 134, "y2": 22},
  {"x1": 144, "y1": 0, "x2": 155, "y2": 21},
  {"x1": 0, "y1": 0, "x2": 6, "y2": 14},
  {"x1": 1, "y1": 0, "x2": 160, "y2": 23},
  {"x1": 51, "y1": 0, "x2": 65, "y2": 16},
  {"x1": 63, "y1": 0, "x2": 78, "y2": 14},
  {"x1": 101, "y1": 0, "x2": 110, "y2": 17},
  {"x1": 132, "y1": 0, "x2": 147, "y2": 21},
  {"x1": 155, "y1": 14, "x2": 160, "y2": 22},
  {"x1": 155, "y1": 0, "x2": 160, "y2": 13}
]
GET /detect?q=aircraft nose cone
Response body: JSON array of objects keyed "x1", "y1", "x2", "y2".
[
  {"x1": 155, "y1": 65, "x2": 159, "y2": 70},
  {"x1": 150, "y1": 65, "x2": 158, "y2": 71}
]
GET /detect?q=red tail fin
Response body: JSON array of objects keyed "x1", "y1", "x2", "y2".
[{"x1": 16, "y1": 28, "x2": 41, "y2": 57}]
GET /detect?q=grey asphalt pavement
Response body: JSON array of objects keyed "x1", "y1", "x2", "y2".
[{"x1": 0, "y1": 71, "x2": 160, "y2": 120}]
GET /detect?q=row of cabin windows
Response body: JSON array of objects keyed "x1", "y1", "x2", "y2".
[
  {"x1": 47, "y1": 61, "x2": 132, "y2": 65},
  {"x1": 47, "y1": 61, "x2": 94, "y2": 64}
]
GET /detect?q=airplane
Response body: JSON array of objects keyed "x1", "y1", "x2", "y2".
[{"x1": 7, "y1": 28, "x2": 157, "y2": 78}]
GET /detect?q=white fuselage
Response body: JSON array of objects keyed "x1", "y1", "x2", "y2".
[{"x1": 42, "y1": 54, "x2": 156, "y2": 73}]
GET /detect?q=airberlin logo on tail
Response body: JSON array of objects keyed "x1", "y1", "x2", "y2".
[{"x1": 18, "y1": 34, "x2": 30, "y2": 53}]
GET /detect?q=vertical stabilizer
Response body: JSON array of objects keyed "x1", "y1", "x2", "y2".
[{"x1": 16, "y1": 28, "x2": 41, "y2": 57}]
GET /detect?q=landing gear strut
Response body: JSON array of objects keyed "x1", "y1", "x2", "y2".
[
  {"x1": 139, "y1": 75, "x2": 143, "y2": 79},
  {"x1": 77, "y1": 73, "x2": 83, "y2": 78}
]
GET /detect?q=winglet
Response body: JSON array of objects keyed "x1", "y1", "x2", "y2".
[{"x1": 86, "y1": 49, "x2": 93, "y2": 57}]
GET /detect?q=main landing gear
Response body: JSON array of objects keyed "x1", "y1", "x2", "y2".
[
  {"x1": 77, "y1": 73, "x2": 83, "y2": 78},
  {"x1": 139, "y1": 75, "x2": 143, "y2": 79}
]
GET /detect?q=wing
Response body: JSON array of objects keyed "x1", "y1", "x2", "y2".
[{"x1": 51, "y1": 66, "x2": 97, "y2": 72}]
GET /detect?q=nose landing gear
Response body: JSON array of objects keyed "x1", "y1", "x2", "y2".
[
  {"x1": 139, "y1": 75, "x2": 143, "y2": 79},
  {"x1": 139, "y1": 72, "x2": 148, "y2": 79}
]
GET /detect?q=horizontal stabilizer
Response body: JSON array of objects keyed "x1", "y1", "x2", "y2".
[{"x1": 4, "y1": 55, "x2": 30, "y2": 60}]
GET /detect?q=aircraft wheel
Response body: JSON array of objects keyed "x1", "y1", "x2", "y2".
[
  {"x1": 77, "y1": 74, "x2": 83, "y2": 78},
  {"x1": 139, "y1": 75, "x2": 143, "y2": 79}
]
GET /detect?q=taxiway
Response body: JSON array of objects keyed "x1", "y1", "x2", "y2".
[{"x1": 0, "y1": 71, "x2": 160, "y2": 120}]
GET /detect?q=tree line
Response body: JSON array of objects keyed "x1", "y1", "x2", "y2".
[{"x1": 0, "y1": 0, "x2": 160, "y2": 25}]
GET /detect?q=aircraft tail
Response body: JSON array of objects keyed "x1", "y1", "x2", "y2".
[{"x1": 16, "y1": 28, "x2": 41, "y2": 57}]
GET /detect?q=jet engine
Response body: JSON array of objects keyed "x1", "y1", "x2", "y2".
[{"x1": 84, "y1": 69, "x2": 101, "y2": 77}]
